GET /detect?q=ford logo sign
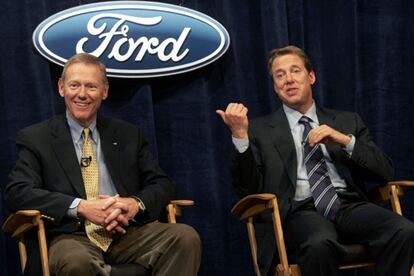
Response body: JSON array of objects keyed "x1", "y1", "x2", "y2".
[{"x1": 33, "y1": 1, "x2": 230, "y2": 78}]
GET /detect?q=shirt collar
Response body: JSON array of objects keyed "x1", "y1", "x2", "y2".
[
  {"x1": 66, "y1": 110, "x2": 97, "y2": 143},
  {"x1": 283, "y1": 102, "x2": 319, "y2": 130}
]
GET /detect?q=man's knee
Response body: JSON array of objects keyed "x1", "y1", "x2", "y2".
[
  {"x1": 302, "y1": 236, "x2": 339, "y2": 258},
  {"x1": 170, "y1": 223, "x2": 201, "y2": 254},
  {"x1": 51, "y1": 251, "x2": 96, "y2": 275},
  {"x1": 49, "y1": 235, "x2": 108, "y2": 276},
  {"x1": 394, "y1": 219, "x2": 414, "y2": 244}
]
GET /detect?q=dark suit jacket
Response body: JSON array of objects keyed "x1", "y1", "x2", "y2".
[
  {"x1": 231, "y1": 106, "x2": 394, "y2": 274},
  {"x1": 5, "y1": 115, "x2": 175, "y2": 274}
]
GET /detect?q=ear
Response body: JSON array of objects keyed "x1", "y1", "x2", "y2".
[
  {"x1": 58, "y1": 78, "x2": 65, "y2": 97},
  {"x1": 102, "y1": 84, "x2": 109, "y2": 100},
  {"x1": 309, "y1": 70, "x2": 316, "y2": 85}
]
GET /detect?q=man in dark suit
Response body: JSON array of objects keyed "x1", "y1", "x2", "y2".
[
  {"x1": 217, "y1": 45, "x2": 414, "y2": 275},
  {"x1": 5, "y1": 53, "x2": 201, "y2": 276}
]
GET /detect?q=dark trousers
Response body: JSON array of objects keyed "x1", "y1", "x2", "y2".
[
  {"x1": 284, "y1": 196, "x2": 414, "y2": 276},
  {"x1": 48, "y1": 221, "x2": 201, "y2": 276}
]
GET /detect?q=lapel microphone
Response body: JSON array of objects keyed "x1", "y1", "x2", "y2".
[{"x1": 81, "y1": 156, "x2": 92, "y2": 167}]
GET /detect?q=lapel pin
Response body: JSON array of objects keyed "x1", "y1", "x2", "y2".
[{"x1": 113, "y1": 142, "x2": 118, "y2": 146}]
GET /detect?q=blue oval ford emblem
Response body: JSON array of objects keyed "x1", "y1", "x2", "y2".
[{"x1": 33, "y1": 1, "x2": 230, "y2": 78}]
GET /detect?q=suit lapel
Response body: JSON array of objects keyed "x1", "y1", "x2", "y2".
[
  {"x1": 268, "y1": 109, "x2": 298, "y2": 187},
  {"x1": 97, "y1": 118, "x2": 127, "y2": 196},
  {"x1": 50, "y1": 116, "x2": 86, "y2": 198}
]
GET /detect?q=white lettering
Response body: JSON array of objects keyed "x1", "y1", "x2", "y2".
[
  {"x1": 76, "y1": 13, "x2": 190, "y2": 63},
  {"x1": 157, "y1": 28, "x2": 190, "y2": 62}
]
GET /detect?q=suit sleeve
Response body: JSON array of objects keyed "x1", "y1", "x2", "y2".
[
  {"x1": 231, "y1": 132, "x2": 264, "y2": 196},
  {"x1": 348, "y1": 113, "x2": 394, "y2": 184},
  {"x1": 133, "y1": 128, "x2": 175, "y2": 222},
  {"x1": 5, "y1": 130, "x2": 75, "y2": 224}
]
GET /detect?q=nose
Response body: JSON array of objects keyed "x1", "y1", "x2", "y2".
[
  {"x1": 285, "y1": 72, "x2": 294, "y2": 83},
  {"x1": 78, "y1": 85, "x2": 87, "y2": 98}
]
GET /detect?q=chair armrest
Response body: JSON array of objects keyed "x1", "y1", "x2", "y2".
[
  {"x1": 375, "y1": 181, "x2": 407, "y2": 202},
  {"x1": 387, "y1": 181, "x2": 414, "y2": 216},
  {"x1": 388, "y1": 180, "x2": 414, "y2": 187},
  {"x1": 231, "y1": 193, "x2": 276, "y2": 220},
  {"x1": 170, "y1": 199, "x2": 194, "y2": 206},
  {"x1": 376, "y1": 181, "x2": 414, "y2": 203},
  {"x1": 166, "y1": 200, "x2": 194, "y2": 223},
  {"x1": 2, "y1": 210, "x2": 51, "y2": 275},
  {"x1": 2, "y1": 210, "x2": 42, "y2": 240}
]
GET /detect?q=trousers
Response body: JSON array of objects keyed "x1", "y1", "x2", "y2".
[
  {"x1": 284, "y1": 196, "x2": 414, "y2": 276},
  {"x1": 48, "y1": 221, "x2": 201, "y2": 276}
]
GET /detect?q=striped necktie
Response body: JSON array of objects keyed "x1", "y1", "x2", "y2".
[
  {"x1": 299, "y1": 116, "x2": 341, "y2": 221},
  {"x1": 81, "y1": 128, "x2": 112, "y2": 251}
]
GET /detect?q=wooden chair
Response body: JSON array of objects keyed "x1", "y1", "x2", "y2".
[
  {"x1": 231, "y1": 181, "x2": 414, "y2": 276},
  {"x1": 2, "y1": 199, "x2": 194, "y2": 276}
]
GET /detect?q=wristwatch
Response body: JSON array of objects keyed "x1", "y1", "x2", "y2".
[{"x1": 131, "y1": 196, "x2": 146, "y2": 213}]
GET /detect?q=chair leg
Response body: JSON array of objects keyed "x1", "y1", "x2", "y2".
[
  {"x1": 270, "y1": 198, "x2": 290, "y2": 272},
  {"x1": 36, "y1": 217, "x2": 50, "y2": 276},
  {"x1": 390, "y1": 185, "x2": 403, "y2": 215},
  {"x1": 18, "y1": 240, "x2": 27, "y2": 272},
  {"x1": 246, "y1": 217, "x2": 261, "y2": 276},
  {"x1": 166, "y1": 204, "x2": 177, "y2": 223}
]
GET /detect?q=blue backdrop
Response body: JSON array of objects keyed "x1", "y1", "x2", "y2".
[{"x1": 1, "y1": 1, "x2": 414, "y2": 275}]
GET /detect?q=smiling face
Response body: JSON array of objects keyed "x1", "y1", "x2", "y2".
[
  {"x1": 58, "y1": 62, "x2": 108, "y2": 127},
  {"x1": 271, "y1": 53, "x2": 316, "y2": 114}
]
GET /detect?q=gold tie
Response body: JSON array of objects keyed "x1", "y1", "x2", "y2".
[{"x1": 81, "y1": 128, "x2": 112, "y2": 251}]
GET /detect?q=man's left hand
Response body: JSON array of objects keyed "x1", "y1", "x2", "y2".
[
  {"x1": 100, "y1": 195, "x2": 140, "y2": 233},
  {"x1": 307, "y1": 124, "x2": 351, "y2": 147}
]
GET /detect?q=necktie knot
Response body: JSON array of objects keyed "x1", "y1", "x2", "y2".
[
  {"x1": 83, "y1": 128, "x2": 91, "y2": 142},
  {"x1": 298, "y1": 116, "x2": 312, "y2": 126},
  {"x1": 299, "y1": 116, "x2": 313, "y2": 144}
]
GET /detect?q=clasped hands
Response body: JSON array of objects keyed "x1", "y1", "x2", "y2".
[
  {"x1": 77, "y1": 194, "x2": 140, "y2": 235},
  {"x1": 216, "y1": 103, "x2": 351, "y2": 147}
]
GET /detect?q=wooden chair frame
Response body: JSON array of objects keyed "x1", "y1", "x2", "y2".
[
  {"x1": 2, "y1": 200, "x2": 194, "y2": 276},
  {"x1": 231, "y1": 181, "x2": 414, "y2": 276}
]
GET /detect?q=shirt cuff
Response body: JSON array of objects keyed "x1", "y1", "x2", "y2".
[
  {"x1": 232, "y1": 136, "x2": 249, "y2": 153},
  {"x1": 66, "y1": 198, "x2": 82, "y2": 218},
  {"x1": 342, "y1": 134, "x2": 355, "y2": 157}
]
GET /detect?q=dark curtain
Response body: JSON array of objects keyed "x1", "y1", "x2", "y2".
[{"x1": 1, "y1": 0, "x2": 414, "y2": 275}]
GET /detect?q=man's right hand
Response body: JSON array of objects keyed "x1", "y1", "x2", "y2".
[{"x1": 216, "y1": 103, "x2": 249, "y2": 139}]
